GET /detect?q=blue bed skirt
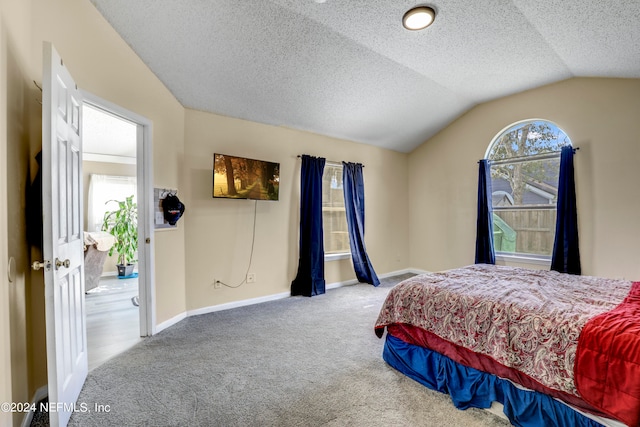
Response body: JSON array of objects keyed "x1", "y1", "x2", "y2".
[{"x1": 383, "y1": 334, "x2": 604, "y2": 427}]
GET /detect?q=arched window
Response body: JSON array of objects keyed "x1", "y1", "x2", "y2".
[{"x1": 486, "y1": 119, "x2": 571, "y2": 258}]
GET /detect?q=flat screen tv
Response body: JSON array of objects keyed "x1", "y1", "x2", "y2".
[{"x1": 213, "y1": 153, "x2": 280, "y2": 201}]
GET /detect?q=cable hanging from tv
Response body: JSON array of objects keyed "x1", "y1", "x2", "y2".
[{"x1": 214, "y1": 200, "x2": 258, "y2": 289}]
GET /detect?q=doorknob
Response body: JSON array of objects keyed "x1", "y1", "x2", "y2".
[
  {"x1": 55, "y1": 258, "x2": 71, "y2": 270},
  {"x1": 32, "y1": 260, "x2": 52, "y2": 271}
]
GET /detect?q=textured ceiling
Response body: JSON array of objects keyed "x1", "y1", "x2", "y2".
[{"x1": 89, "y1": 0, "x2": 640, "y2": 153}]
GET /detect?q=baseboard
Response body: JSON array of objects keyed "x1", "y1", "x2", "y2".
[
  {"x1": 326, "y1": 268, "x2": 426, "y2": 289},
  {"x1": 326, "y1": 278, "x2": 359, "y2": 290},
  {"x1": 158, "y1": 269, "x2": 426, "y2": 333},
  {"x1": 404, "y1": 267, "x2": 430, "y2": 275},
  {"x1": 186, "y1": 291, "x2": 291, "y2": 317},
  {"x1": 155, "y1": 311, "x2": 187, "y2": 334},
  {"x1": 20, "y1": 385, "x2": 48, "y2": 427},
  {"x1": 380, "y1": 267, "x2": 428, "y2": 276}
]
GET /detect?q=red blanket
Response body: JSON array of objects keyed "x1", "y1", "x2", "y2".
[{"x1": 575, "y1": 281, "x2": 640, "y2": 427}]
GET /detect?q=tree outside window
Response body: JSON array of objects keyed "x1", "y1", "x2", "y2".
[{"x1": 486, "y1": 120, "x2": 571, "y2": 257}]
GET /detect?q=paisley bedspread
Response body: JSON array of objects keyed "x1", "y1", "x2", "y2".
[{"x1": 374, "y1": 264, "x2": 632, "y2": 397}]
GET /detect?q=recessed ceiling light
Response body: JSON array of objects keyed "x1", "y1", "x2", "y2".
[{"x1": 403, "y1": 6, "x2": 436, "y2": 31}]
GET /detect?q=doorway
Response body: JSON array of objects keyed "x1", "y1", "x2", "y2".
[{"x1": 81, "y1": 96, "x2": 155, "y2": 369}]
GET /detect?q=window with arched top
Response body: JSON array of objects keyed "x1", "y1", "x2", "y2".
[{"x1": 486, "y1": 119, "x2": 571, "y2": 258}]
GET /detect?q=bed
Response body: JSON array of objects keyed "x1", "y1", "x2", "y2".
[{"x1": 374, "y1": 264, "x2": 640, "y2": 427}]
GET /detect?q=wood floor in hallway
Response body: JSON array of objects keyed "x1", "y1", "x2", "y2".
[{"x1": 85, "y1": 275, "x2": 143, "y2": 371}]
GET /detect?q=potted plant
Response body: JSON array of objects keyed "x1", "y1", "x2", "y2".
[{"x1": 101, "y1": 195, "x2": 138, "y2": 277}]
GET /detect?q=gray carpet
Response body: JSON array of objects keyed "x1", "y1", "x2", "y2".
[{"x1": 68, "y1": 274, "x2": 510, "y2": 426}]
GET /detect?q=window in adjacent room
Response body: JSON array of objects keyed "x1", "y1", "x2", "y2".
[
  {"x1": 322, "y1": 162, "x2": 350, "y2": 257},
  {"x1": 87, "y1": 174, "x2": 137, "y2": 232},
  {"x1": 486, "y1": 119, "x2": 571, "y2": 258}
]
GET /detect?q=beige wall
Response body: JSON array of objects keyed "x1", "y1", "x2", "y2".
[
  {"x1": 183, "y1": 109, "x2": 410, "y2": 310},
  {"x1": 1, "y1": 0, "x2": 39, "y2": 423},
  {"x1": 30, "y1": 0, "x2": 188, "y2": 326},
  {"x1": 6, "y1": 54, "x2": 30, "y2": 427},
  {"x1": 1, "y1": 0, "x2": 188, "y2": 412},
  {"x1": 409, "y1": 77, "x2": 640, "y2": 280}
]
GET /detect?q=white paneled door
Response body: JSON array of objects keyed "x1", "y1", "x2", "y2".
[{"x1": 40, "y1": 42, "x2": 87, "y2": 427}]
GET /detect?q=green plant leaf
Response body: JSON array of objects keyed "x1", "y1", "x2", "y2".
[{"x1": 101, "y1": 195, "x2": 138, "y2": 266}]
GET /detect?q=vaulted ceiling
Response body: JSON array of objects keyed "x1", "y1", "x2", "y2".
[{"x1": 90, "y1": 0, "x2": 640, "y2": 153}]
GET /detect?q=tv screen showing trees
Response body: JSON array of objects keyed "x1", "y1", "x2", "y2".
[{"x1": 213, "y1": 154, "x2": 280, "y2": 201}]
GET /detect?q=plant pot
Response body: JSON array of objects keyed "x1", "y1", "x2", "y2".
[{"x1": 117, "y1": 263, "x2": 135, "y2": 277}]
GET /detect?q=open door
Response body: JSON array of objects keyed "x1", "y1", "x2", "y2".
[{"x1": 34, "y1": 42, "x2": 87, "y2": 427}]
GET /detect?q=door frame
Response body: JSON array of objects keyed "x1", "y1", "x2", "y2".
[
  {"x1": 0, "y1": 16, "x2": 13, "y2": 427},
  {"x1": 81, "y1": 91, "x2": 156, "y2": 336}
]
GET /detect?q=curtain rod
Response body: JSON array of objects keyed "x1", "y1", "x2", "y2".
[{"x1": 297, "y1": 155, "x2": 364, "y2": 167}]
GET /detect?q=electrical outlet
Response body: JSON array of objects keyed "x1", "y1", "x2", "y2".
[
  {"x1": 213, "y1": 278, "x2": 221, "y2": 289},
  {"x1": 247, "y1": 273, "x2": 256, "y2": 283}
]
